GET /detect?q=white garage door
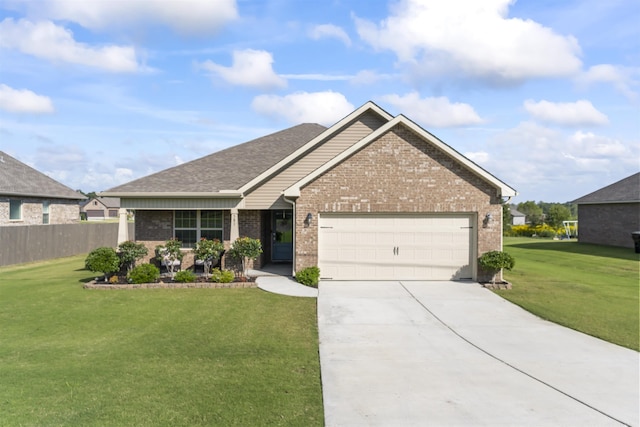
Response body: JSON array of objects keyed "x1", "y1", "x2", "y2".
[{"x1": 318, "y1": 214, "x2": 474, "y2": 281}]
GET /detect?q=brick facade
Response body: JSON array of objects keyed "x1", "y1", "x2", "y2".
[
  {"x1": 134, "y1": 209, "x2": 265, "y2": 270},
  {"x1": 294, "y1": 124, "x2": 504, "y2": 281},
  {"x1": 0, "y1": 197, "x2": 80, "y2": 226},
  {"x1": 578, "y1": 203, "x2": 640, "y2": 248}
]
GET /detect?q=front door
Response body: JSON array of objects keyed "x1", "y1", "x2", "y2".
[{"x1": 272, "y1": 210, "x2": 293, "y2": 261}]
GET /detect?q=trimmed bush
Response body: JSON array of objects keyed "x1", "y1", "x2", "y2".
[
  {"x1": 128, "y1": 263, "x2": 160, "y2": 284},
  {"x1": 174, "y1": 270, "x2": 197, "y2": 283},
  {"x1": 85, "y1": 247, "x2": 120, "y2": 279},
  {"x1": 296, "y1": 266, "x2": 320, "y2": 288},
  {"x1": 478, "y1": 251, "x2": 515, "y2": 284},
  {"x1": 229, "y1": 237, "x2": 263, "y2": 277},
  {"x1": 210, "y1": 268, "x2": 235, "y2": 283}
]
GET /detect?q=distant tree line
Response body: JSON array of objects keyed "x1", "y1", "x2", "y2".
[{"x1": 503, "y1": 200, "x2": 577, "y2": 231}]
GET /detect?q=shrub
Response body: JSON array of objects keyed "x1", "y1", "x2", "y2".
[
  {"x1": 296, "y1": 266, "x2": 320, "y2": 287},
  {"x1": 174, "y1": 270, "x2": 197, "y2": 283},
  {"x1": 85, "y1": 247, "x2": 120, "y2": 279},
  {"x1": 478, "y1": 251, "x2": 515, "y2": 284},
  {"x1": 193, "y1": 238, "x2": 225, "y2": 277},
  {"x1": 229, "y1": 237, "x2": 263, "y2": 277},
  {"x1": 210, "y1": 268, "x2": 235, "y2": 283},
  {"x1": 117, "y1": 241, "x2": 148, "y2": 273},
  {"x1": 128, "y1": 263, "x2": 160, "y2": 284}
]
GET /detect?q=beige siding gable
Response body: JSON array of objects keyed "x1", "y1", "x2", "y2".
[{"x1": 244, "y1": 111, "x2": 388, "y2": 209}]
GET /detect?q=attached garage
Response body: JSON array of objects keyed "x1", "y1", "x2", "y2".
[{"x1": 318, "y1": 213, "x2": 475, "y2": 281}]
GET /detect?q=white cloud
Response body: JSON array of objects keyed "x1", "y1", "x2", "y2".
[
  {"x1": 251, "y1": 91, "x2": 354, "y2": 126},
  {"x1": 0, "y1": 84, "x2": 55, "y2": 113},
  {"x1": 576, "y1": 64, "x2": 638, "y2": 100},
  {"x1": 309, "y1": 24, "x2": 351, "y2": 46},
  {"x1": 14, "y1": 0, "x2": 238, "y2": 36},
  {"x1": 465, "y1": 151, "x2": 490, "y2": 164},
  {"x1": 350, "y1": 70, "x2": 397, "y2": 85},
  {"x1": 199, "y1": 49, "x2": 286, "y2": 90},
  {"x1": 523, "y1": 99, "x2": 609, "y2": 126},
  {"x1": 355, "y1": 0, "x2": 582, "y2": 85},
  {"x1": 485, "y1": 122, "x2": 638, "y2": 201},
  {"x1": 381, "y1": 92, "x2": 483, "y2": 127},
  {"x1": 0, "y1": 18, "x2": 141, "y2": 72}
]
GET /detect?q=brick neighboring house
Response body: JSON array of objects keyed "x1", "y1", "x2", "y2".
[
  {"x1": 101, "y1": 102, "x2": 517, "y2": 282},
  {"x1": 80, "y1": 197, "x2": 121, "y2": 221},
  {"x1": 0, "y1": 151, "x2": 85, "y2": 225},
  {"x1": 573, "y1": 172, "x2": 640, "y2": 248}
]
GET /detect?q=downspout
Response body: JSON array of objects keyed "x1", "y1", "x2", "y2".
[{"x1": 283, "y1": 195, "x2": 297, "y2": 277}]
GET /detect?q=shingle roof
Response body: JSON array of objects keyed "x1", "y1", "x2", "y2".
[
  {"x1": 80, "y1": 197, "x2": 120, "y2": 208},
  {"x1": 573, "y1": 172, "x2": 640, "y2": 204},
  {"x1": 510, "y1": 207, "x2": 525, "y2": 217},
  {"x1": 105, "y1": 123, "x2": 327, "y2": 194},
  {"x1": 0, "y1": 151, "x2": 85, "y2": 200}
]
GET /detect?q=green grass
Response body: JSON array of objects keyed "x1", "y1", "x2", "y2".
[
  {"x1": 0, "y1": 256, "x2": 323, "y2": 426},
  {"x1": 499, "y1": 237, "x2": 639, "y2": 351}
]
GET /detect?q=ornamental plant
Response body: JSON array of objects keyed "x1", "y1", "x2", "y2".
[
  {"x1": 85, "y1": 247, "x2": 120, "y2": 280},
  {"x1": 117, "y1": 240, "x2": 148, "y2": 274},
  {"x1": 174, "y1": 270, "x2": 197, "y2": 283},
  {"x1": 210, "y1": 268, "x2": 234, "y2": 283},
  {"x1": 296, "y1": 266, "x2": 320, "y2": 288},
  {"x1": 155, "y1": 238, "x2": 184, "y2": 278},
  {"x1": 229, "y1": 237, "x2": 262, "y2": 278},
  {"x1": 128, "y1": 263, "x2": 160, "y2": 284},
  {"x1": 193, "y1": 238, "x2": 225, "y2": 278},
  {"x1": 478, "y1": 251, "x2": 515, "y2": 285}
]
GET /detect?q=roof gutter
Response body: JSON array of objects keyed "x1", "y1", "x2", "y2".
[{"x1": 98, "y1": 191, "x2": 243, "y2": 198}]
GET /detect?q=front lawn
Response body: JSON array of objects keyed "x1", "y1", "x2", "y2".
[
  {"x1": 0, "y1": 256, "x2": 323, "y2": 426},
  {"x1": 500, "y1": 237, "x2": 639, "y2": 351}
]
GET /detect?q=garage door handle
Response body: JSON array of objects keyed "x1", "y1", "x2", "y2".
[{"x1": 393, "y1": 246, "x2": 399, "y2": 255}]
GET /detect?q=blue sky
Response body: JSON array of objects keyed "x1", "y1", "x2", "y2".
[{"x1": 0, "y1": 0, "x2": 638, "y2": 203}]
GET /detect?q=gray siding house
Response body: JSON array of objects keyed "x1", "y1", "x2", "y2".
[
  {"x1": 102, "y1": 102, "x2": 516, "y2": 282},
  {"x1": 0, "y1": 151, "x2": 85, "y2": 225},
  {"x1": 573, "y1": 172, "x2": 640, "y2": 248}
]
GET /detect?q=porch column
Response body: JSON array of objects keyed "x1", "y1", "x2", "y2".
[
  {"x1": 230, "y1": 208, "x2": 239, "y2": 243},
  {"x1": 117, "y1": 208, "x2": 128, "y2": 245}
]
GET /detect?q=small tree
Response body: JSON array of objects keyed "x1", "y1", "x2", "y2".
[
  {"x1": 229, "y1": 237, "x2": 262, "y2": 278},
  {"x1": 479, "y1": 251, "x2": 515, "y2": 285},
  {"x1": 85, "y1": 247, "x2": 120, "y2": 280},
  {"x1": 155, "y1": 238, "x2": 184, "y2": 278},
  {"x1": 193, "y1": 238, "x2": 225, "y2": 278},
  {"x1": 117, "y1": 240, "x2": 148, "y2": 274}
]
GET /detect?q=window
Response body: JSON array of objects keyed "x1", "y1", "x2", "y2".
[
  {"x1": 42, "y1": 201, "x2": 50, "y2": 224},
  {"x1": 174, "y1": 210, "x2": 223, "y2": 248},
  {"x1": 9, "y1": 200, "x2": 22, "y2": 221}
]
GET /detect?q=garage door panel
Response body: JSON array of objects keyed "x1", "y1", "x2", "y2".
[{"x1": 318, "y1": 214, "x2": 474, "y2": 281}]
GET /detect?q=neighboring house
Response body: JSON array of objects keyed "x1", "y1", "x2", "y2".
[
  {"x1": 0, "y1": 151, "x2": 85, "y2": 225},
  {"x1": 102, "y1": 102, "x2": 516, "y2": 282},
  {"x1": 573, "y1": 172, "x2": 640, "y2": 248},
  {"x1": 80, "y1": 197, "x2": 120, "y2": 221},
  {"x1": 510, "y1": 207, "x2": 526, "y2": 225}
]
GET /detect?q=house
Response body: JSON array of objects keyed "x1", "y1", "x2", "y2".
[
  {"x1": 0, "y1": 151, "x2": 85, "y2": 225},
  {"x1": 510, "y1": 207, "x2": 526, "y2": 225},
  {"x1": 80, "y1": 197, "x2": 121, "y2": 221},
  {"x1": 101, "y1": 102, "x2": 516, "y2": 281},
  {"x1": 573, "y1": 172, "x2": 640, "y2": 248}
]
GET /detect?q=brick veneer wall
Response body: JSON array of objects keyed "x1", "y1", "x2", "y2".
[
  {"x1": 0, "y1": 197, "x2": 79, "y2": 225},
  {"x1": 295, "y1": 124, "x2": 505, "y2": 282},
  {"x1": 134, "y1": 209, "x2": 263, "y2": 269},
  {"x1": 578, "y1": 203, "x2": 640, "y2": 248}
]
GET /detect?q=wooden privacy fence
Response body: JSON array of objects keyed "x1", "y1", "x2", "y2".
[{"x1": 0, "y1": 222, "x2": 135, "y2": 267}]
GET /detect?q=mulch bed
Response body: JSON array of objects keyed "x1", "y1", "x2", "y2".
[
  {"x1": 480, "y1": 281, "x2": 512, "y2": 290},
  {"x1": 84, "y1": 275, "x2": 257, "y2": 290}
]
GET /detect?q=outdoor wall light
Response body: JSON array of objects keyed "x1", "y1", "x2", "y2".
[
  {"x1": 485, "y1": 213, "x2": 493, "y2": 221},
  {"x1": 304, "y1": 213, "x2": 313, "y2": 226},
  {"x1": 483, "y1": 213, "x2": 493, "y2": 228}
]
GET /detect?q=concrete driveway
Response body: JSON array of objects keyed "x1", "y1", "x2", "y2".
[{"x1": 318, "y1": 281, "x2": 639, "y2": 426}]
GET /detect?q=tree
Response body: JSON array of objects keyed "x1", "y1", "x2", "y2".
[
  {"x1": 502, "y1": 203, "x2": 512, "y2": 232},
  {"x1": 117, "y1": 240, "x2": 148, "y2": 274},
  {"x1": 229, "y1": 237, "x2": 262, "y2": 278},
  {"x1": 85, "y1": 247, "x2": 120, "y2": 280},
  {"x1": 546, "y1": 204, "x2": 572, "y2": 228},
  {"x1": 155, "y1": 238, "x2": 183, "y2": 278},
  {"x1": 517, "y1": 201, "x2": 544, "y2": 226},
  {"x1": 193, "y1": 238, "x2": 224, "y2": 278}
]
